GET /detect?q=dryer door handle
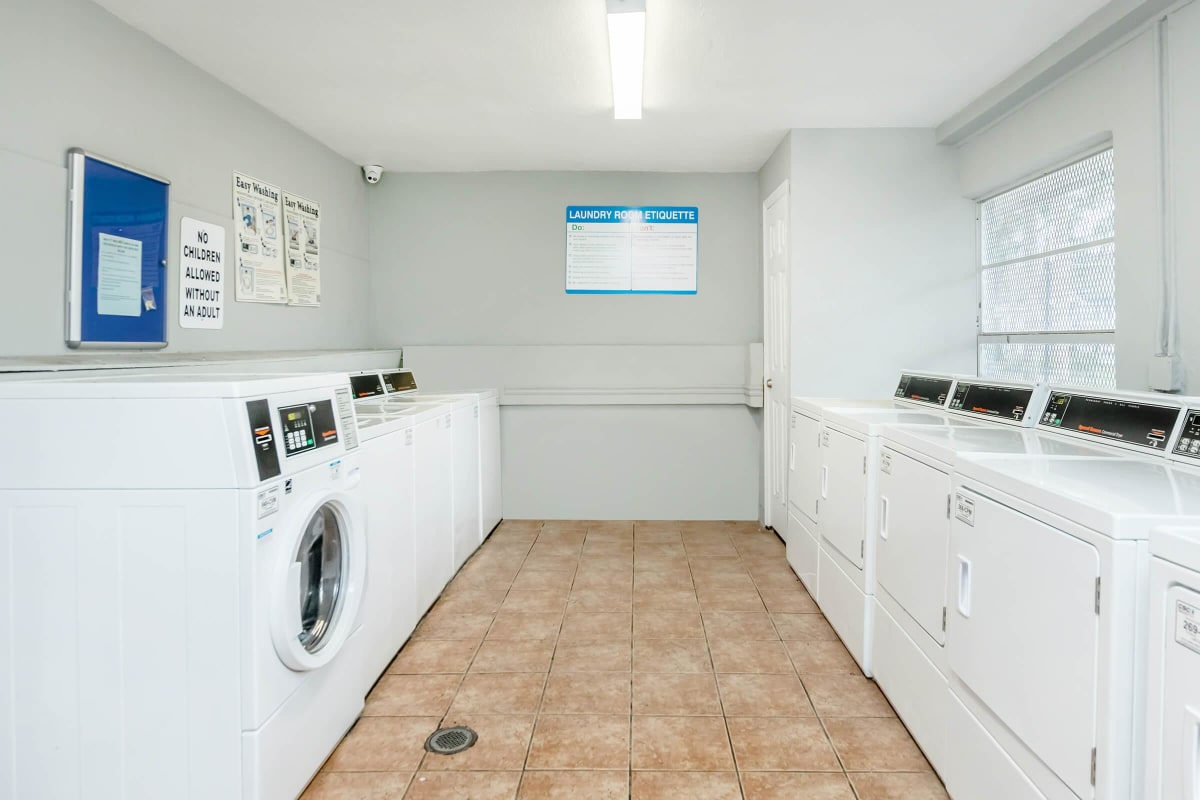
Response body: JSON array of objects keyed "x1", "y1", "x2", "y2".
[
  {"x1": 879, "y1": 496, "x2": 890, "y2": 540},
  {"x1": 820, "y1": 466, "x2": 829, "y2": 499},
  {"x1": 789, "y1": 443, "x2": 796, "y2": 471},
  {"x1": 956, "y1": 556, "x2": 972, "y2": 618}
]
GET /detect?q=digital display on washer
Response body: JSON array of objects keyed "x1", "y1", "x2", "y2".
[
  {"x1": 948, "y1": 382, "x2": 1033, "y2": 422},
  {"x1": 1173, "y1": 409, "x2": 1200, "y2": 459},
  {"x1": 894, "y1": 374, "x2": 953, "y2": 406},
  {"x1": 278, "y1": 400, "x2": 340, "y2": 457},
  {"x1": 350, "y1": 373, "x2": 386, "y2": 399},
  {"x1": 1038, "y1": 393, "x2": 1179, "y2": 450},
  {"x1": 382, "y1": 370, "x2": 418, "y2": 394}
]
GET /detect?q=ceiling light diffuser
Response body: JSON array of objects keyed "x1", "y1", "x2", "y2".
[{"x1": 606, "y1": 0, "x2": 646, "y2": 120}]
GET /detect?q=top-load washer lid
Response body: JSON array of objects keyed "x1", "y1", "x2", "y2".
[
  {"x1": 881, "y1": 424, "x2": 1123, "y2": 465},
  {"x1": 354, "y1": 400, "x2": 445, "y2": 423},
  {"x1": 821, "y1": 408, "x2": 979, "y2": 437},
  {"x1": 954, "y1": 455, "x2": 1200, "y2": 540}
]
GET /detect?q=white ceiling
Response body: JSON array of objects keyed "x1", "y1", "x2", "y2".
[{"x1": 96, "y1": 0, "x2": 1109, "y2": 172}]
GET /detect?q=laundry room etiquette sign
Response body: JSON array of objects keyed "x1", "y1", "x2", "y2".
[
  {"x1": 178, "y1": 217, "x2": 225, "y2": 329},
  {"x1": 565, "y1": 205, "x2": 698, "y2": 294}
]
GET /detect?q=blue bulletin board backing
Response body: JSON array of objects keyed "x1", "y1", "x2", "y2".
[{"x1": 66, "y1": 149, "x2": 170, "y2": 348}]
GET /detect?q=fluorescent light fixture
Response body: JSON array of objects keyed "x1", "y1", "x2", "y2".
[{"x1": 606, "y1": 0, "x2": 646, "y2": 120}]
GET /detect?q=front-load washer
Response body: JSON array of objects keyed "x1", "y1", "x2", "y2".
[
  {"x1": 1143, "y1": 525, "x2": 1200, "y2": 800},
  {"x1": 943, "y1": 388, "x2": 1197, "y2": 800},
  {"x1": 788, "y1": 370, "x2": 960, "y2": 597},
  {"x1": 0, "y1": 373, "x2": 366, "y2": 800}
]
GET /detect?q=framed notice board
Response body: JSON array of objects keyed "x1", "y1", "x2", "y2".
[
  {"x1": 565, "y1": 205, "x2": 698, "y2": 294},
  {"x1": 66, "y1": 149, "x2": 170, "y2": 348}
]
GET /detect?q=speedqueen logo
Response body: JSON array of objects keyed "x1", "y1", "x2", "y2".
[{"x1": 954, "y1": 494, "x2": 976, "y2": 526}]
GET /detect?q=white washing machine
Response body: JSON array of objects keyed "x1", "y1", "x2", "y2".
[
  {"x1": 347, "y1": 383, "x2": 423, "y2": 691},
  {"x1": 0, "y1": 373, "x2": 367, "y2": 800},
  {"x1": 349, "y1": 373, "x2": 454, "y2": 617},
  {"x1": 1144, "y1": 525, "x2": 1200, "y2": 800},
  {"x1": 944, "y1": 388, "x2": 1197, "y2": 800},
  {"x1": 356, "y1": 369, "x2": 500, "y2": 567},
  {"x1": 787, "y1": 370, "x2": 960, "y2": 598}
]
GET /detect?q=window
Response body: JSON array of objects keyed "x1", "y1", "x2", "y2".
[{"x1": 977, "y1": 148, "x2": 1116, "y2": 388}]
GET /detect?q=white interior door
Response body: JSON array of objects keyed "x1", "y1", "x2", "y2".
[{"x1": 763, "y1": 182, "x2": 790, "y2": 536}]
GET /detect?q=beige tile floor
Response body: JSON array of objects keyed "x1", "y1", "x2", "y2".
[{"x1": 303, "y1": 520, "x2": 950, "y2": 800}]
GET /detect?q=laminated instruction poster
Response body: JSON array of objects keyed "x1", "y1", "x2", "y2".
[
  {"x1": 233, "y1": 172, "x2": 287, "y2": 303},
  {"x1": 565, "y1": 205, "x2": 698, "y2": 294},
  {"x1": 283, "y1": 192, "x2": 321, "y2": 307}
]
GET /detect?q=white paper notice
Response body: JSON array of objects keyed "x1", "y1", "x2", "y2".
[
  {"x1": 233, "y1": 172, "x2": 287, "y2": 303},
  {"x1": 283, "y1": 192, "x2": 321, "y2": 307},
  {"x1": 566, "y1": 206, "x2": 698, "y2": 294},
  {"x1": 96, "y1": 233, "x2": 143, "y2": 316},
  {"x1": 179, "y1": 217, "x2": 226, "y2": 329}
]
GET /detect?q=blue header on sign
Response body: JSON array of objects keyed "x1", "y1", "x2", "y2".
[{"x1": 566, "y1": 205, "x2": 698, "y2": 224}]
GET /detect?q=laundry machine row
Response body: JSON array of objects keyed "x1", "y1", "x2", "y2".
[
  {"x1": 788, "y1": 371, "x2": 1047, "y2": 676},
  {"x1": 346, "y1": 368, "x2": 502, "y2": 691},
  {"x1": 0, "y1": 373, "x2": 369, "y2": 800},
  {"x1": 905, "y1": 388, "x2": 1200, "y2": 800},
  {"x1": 786, "y1": 370, "x2": 962, "y2": 602}
]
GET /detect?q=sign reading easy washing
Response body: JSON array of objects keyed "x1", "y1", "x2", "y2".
[{"x1": 565, "y1": 206, "x2": 698, "y2": 294}]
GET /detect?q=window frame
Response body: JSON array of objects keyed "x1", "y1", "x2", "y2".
[{"x1": 975, "y1": 143, "x2": 1117, "y2": 386}]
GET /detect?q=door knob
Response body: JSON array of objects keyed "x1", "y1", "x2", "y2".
[{"x1": 766, "y1": 379, "x2": 774, "y2": 389}]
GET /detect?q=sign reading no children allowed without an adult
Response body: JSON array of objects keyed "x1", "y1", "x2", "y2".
[
  {"x1": 179, "y1": 217, "x2": 226, "y2": 329},
  {"x1": 565, "y1": 206, "x2": 698, "y2": 294}
]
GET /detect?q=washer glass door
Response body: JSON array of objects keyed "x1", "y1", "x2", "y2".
[{"x1": 295, "y1": 503, "x2": 344, "y2": 654}]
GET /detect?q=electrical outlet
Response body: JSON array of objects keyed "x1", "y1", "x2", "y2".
[{"x1": 1148, "y1": 354, "x2": 1184, "y2": 393}]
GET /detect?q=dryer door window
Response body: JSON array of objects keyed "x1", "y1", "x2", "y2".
[{"x1": 295, "y1": 503, "x2": 345, "y2": 654}]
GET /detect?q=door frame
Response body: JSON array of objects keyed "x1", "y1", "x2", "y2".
[{"x1": 762, "y1": 179, "x2": 790, "y2": 531}]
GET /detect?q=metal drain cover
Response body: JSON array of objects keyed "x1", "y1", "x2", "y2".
[{"x1": 424, "y1": 726, "x2": 478, "y2": 755}]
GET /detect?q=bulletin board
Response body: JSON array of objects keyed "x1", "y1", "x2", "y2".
[{"x1": 65, "y1": 149, "x2": 170, "y2": 349}]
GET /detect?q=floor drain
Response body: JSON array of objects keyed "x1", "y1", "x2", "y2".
[{"x1": 424, "y1": 726, "x2": 478, "y2": 755}]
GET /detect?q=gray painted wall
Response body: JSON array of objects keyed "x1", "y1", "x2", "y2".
[
  {"x1": 369, "y1": 172, "x2": 763, "y2": 520},
  {"x1": 367, "y1": 172, "x2": 760, "y2": 345},
  {"x1": 0, "y1": 0, "x2": 371, "y2": 356}
]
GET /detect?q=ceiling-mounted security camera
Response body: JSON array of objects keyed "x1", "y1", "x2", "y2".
[{"x1": 362, "y1": 165, "x2": 384, "y2": 184}]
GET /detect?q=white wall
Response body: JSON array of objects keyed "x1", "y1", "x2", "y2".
[
  {"x1": 783, "y1": 129, "x2": 978, "y2": 397},
  {"x1": 0, "y1": 0, "x2": 372, "y2": 357},
  {"x1": 368, "y1": 172, "x2": 763, "y2": 520}
]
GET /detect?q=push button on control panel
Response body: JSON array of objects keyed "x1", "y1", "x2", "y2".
[{"x1": 1176, "y1": 411, "x2": 1200, "y2": 459}]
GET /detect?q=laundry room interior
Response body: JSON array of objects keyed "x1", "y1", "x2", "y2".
[{"x1": 3, "y1": 0, "x2": 1200, "y2": 798}]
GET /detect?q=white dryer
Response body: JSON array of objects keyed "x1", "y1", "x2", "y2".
[
  {"x1": 788, "y1": 370, "x2": 960, "y2": 597},
  {"x1": 870, "y1": 381, "x2": 1124, "y2": 778},
  {"x1": 944, "y1": 388, "x2": 1197, "y2": 800},
  {"x1": 0, "y1": 373, "x2": 367, "y2": 800},
  {"x1": 1143, "y1": 525, "x2": 1200, "y2": 800}
]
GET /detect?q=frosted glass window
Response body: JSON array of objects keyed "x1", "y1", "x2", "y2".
[{"x1": 978, "y1": 149, "x2": 1116, "y2": 388}]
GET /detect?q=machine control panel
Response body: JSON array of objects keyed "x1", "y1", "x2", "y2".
[
  {"x1": 382, "y1": 370, "x2": 418, "y2": 394},
  {"x1": 246, "y1": 399, "x2": 281, "y2": 481},
  {"x1": 894, "y1": 373, "x2": 953, "y2": 406},
  {"x1": 278, "y1": 400, "x2": 340, "y2": 457},
  {"x1": 1038, "y1": 392, "x2": 1180, "y2": 450},
  {"x1": 1172, "y1": 409, "x2": 1200, "y2": 459},
  {"x1": 350, "y1": 373, "x2": 386, "y2": 399},
  {"x1": 949, "y1": 382, "x2": 1033, "y2": 422}
]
